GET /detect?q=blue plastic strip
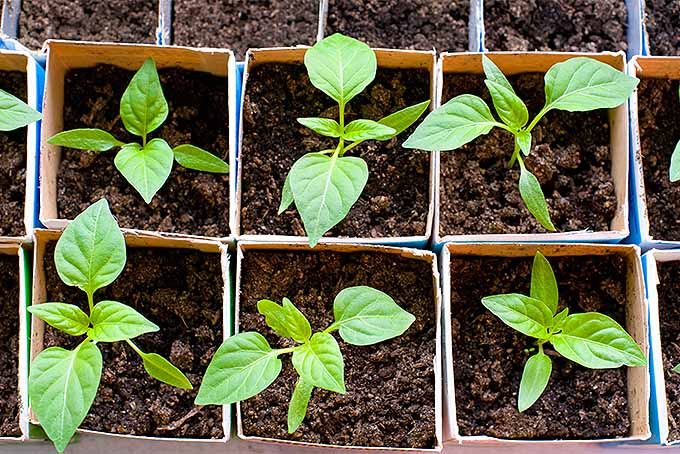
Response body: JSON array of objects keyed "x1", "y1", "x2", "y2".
[{"x1": 642, "y1": 252, "x2": 663, "y2": 444}]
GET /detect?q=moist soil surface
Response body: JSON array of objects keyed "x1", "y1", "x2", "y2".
[
  {"x1": 638, "y1": 78, "x2": 680, "y2": 240},
  {"x1": 645, "y1": 0, "x2": 680, "y2": 56},
  {"x1": 484, "y1": 0, "x2": 627, "y2": 52},
  {"x1": 450, "y1": 253, "x2": 631, "y2": 439},
  {"x1": 439, "y1": 73, "x2": 616, "y2": 236},
  {"x1": 43, "y1": 244, "x2": 224, "y2": 438},
  {"x1": 0, "y1": 71, "x2": 27, "y2": 237},
  {"x1": 172, "y1": 0, "x2": 318, "y2": 60},
  {"x1": 240, "y1": 63, "x2": 431, "y2": 239},
  {"x1": 19, "y1": 0, "x2": 158, "y2": 49},
  {"x1": 57, "y1": 64, "x2": 229, "y2": 237},
  {"x1": 656, "y1": 261, "x2": 680, "y2": 441},
  {"x1": 0, "y1": 255, "x2": 20, "y2": 437},
  {"x1": 239, "y1": 249, "x2": 436, "y2": 448},
  {"x1": 325, "y1": 0, "x2": 468, "y2": 51}
]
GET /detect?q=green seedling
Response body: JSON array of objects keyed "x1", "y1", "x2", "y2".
[
  {"x1": 279, "y1": 33, "x2": 430, "y2": 247},
  {"x1": 404, "y1": 55, "x2": 638, "y2": 231},
  {"x1": 481, "y1": 251, "x2": 646, "y2": 412},
  {"x1": 195, "y1": 286, "x2": 415, "y2": 433},
  {"x1": 28, "y1": 199, "x2": 192, "y2": 453},
  {"x1": 670, "y1": 86, "x2": 680, "y2": 182},
  {"x1": 47, "y1": 58, "x2": 229, "y2": 204},
  {"x1": 0, "y1": 88, "x2": 40, "y2": 131}
]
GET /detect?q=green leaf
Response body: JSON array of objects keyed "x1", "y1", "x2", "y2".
[
  {"x1": 120, "y1": 58, "x2": 168, "y2": 138},
  {"x1": 278, "y1": 171, "x2": 294, "y2": 214},
  {"x1": 289, "y1": 152, "x2": 368, "y2": 247},
  {"x1": 516, "y1": 131, "x2": 532, "y2": 156},
  {"x1": 173, "y1": 144, "x2": 229, "y2": 173},
  {"x1": 88, "y1": 300, "x2": 159, "y2": 342},
  {"x1": 55, "y1": 199, "x2": 126, "y2": 297},
  {"x1": 0, "y1": 88, "x2": 41, "y2": 131},
  {"x1": 28, "y1": 303, "x2": 90, "y2": 336},
  {"x1": 332, "y1": 285, "x2": 415, "y2": 345},
  {"x1": 481, "y1": 293, "x2": 553, "y2": 339},
  {"x1": 292, "y1": 332, "x2": 345, "y2": 393},
  {"x1": 484, "y1": 79, "x2": 528, "y2": 129},
  {"x1": 673, "y1": 363, "x2": 680, "y2": 374},
  {"x1": 297, "y1": 117, "x2": 342, "y2": 138},
  {"x1": 530, "y1": 252, "x2": 558, "y2": 314},
  {"x1": 551, "y1": 313, "x2": 646, "y2": 368},
  {"x1": 518, "y1": 350, "x2": 552, "y2": 412},
  {"x1": 343, "y1": 119, "x2": 395, "y2": 142},
  {"x1": 114, "y1": 138, "x2": 174, "y2": 204},
  {"x1": 543, "y1": 58, "x2": 639, "y2": 112},
  {"x1": 519, "y1": 164, "x2": 555, "y2": 231},
  {"x1": 195, "y1": 332, "x2": 281, "y2": 405},
  {"x1": 378, "y1": 100, "x2": 430, "y2": 137},
  {"x1": 47, "y1": 128, "x2": 122, "y2": 152},
  {"x1": 257, "y1": 297, "x2": 312, "y2": 343},
  {"x1": 136, "y1": 351, "x2": 192, "y2": 389},
  {"x1": 304, "y1": 33, "x2": 376, "y2": 106},
  {"x1": 403, "y1": 94, "x2": 498, "y2": 151},
  {"x1": 29, "y1": 342, "x2": 102, "y2": 453},
  {"x1": 482, "y1": 55, "x2": 513, "y2": 90},
  {"x1": 287, "y1": 378, "x2": 313, "y2": 433},
  {"x1": 670, "y1": 140, "x2": 680, "y2": 182},
  {"x1": 553, "y1": 307, "x2": 569, "y2": 330}
]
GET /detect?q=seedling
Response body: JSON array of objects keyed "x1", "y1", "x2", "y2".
[
  {"x1": 481, "y1": 251, "x2": 646, "y2": 412},
  {"x1": 28, "y1": 199, "x2": 192, "y2": 453},
  {"x1": 0, "y1": 88, "x2": 40, "y2": 131},
  {"x1": 47, "y1": 58, "x2": 229, "y2": 204},
  {"x1": 195, "y1": 286, "x2": 415, "y2": 433},
  {"x1": 670, "y1": 86, "x2": 680, "y2": 182},
  {"x1": 279, "y1": 33, "x2": 430, "y2": 247},
  {"x1": 404, "y1": 55, "x2": 639, "y2": 231}
]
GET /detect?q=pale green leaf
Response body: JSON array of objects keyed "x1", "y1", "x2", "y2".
[
  {"x1": 289, "y1": 153, "x2": 368, "y2": 247},
  {"x1": 673, "y1": 363, "x2": 680, "y2": 374},
  {"x1": 173, "y1": 144, "x2": 228, "y2": 173},
  {"x1": 292, "y1": 332, "x2": 345, "y2": 394},
  {"x1": 403, "y1": 94, "x2": 498, "y2": 151},
  {"x1": 553, "y1": 307, "x2": 569, "y2": 330},
  {"x1": 343, "y1": 119, "x2": 395, "y2": 142},
  {"x1": 297, "y1": 117, "x2": 342, "y2": 138},
  {"x1": 551, "y1": 313, "x2": 646, "y2": 368},
  {"x1": 481, "y1": 293, "x2": 553, "y2": 339},
  {"x1": 278, "y1": 171, "x2": 294, "y2": 214},
  {"x1": 88, "y1": 300, "x2": 159, "y2": 342},
  {"x1": 287, "y1": 378, "x2": 313, "y2": 433},
  {"x1": 114, "y1": 138, "x2": 173, "y2": 204},
  {"x1": 257, "y1": 297, "x2": 312, "y2": 343},
  {"x1": 29, "y1": 342, "x2": 102, "y2": 453},
  {"x1": 518, "y1": 350, "x2": 552, "y2": 412},
  {"x1": 519, "y1": 164, "x2": 555, "y2": 231},
  {"x1": 47, "y1": 128, "x2": 122, "y2": 152},
  {"x1": 195, "y1": 332, "x2": 281, "y2": 405},
  {"x1": 55, "y1": 199, "x2": 126, "y2": 297},
  {"x1": 670, "y1": 140, "x2": 680, "y2": 182},
  {"x1": 530, "y1": 252, "x2": 558, "y2": 314},
  {"x1": 485, "y1": 79, "x2": 528, "y2": 129},
  {"x1": 120, "y1": 58, "x2": 168, "y2": 137},
  {"x1": 516, "y1": 131, "x2": 532, "y2": 156},
  {"x1": 137, "y1": 351, "x2": 192, "y2": 389},
  {"x1": 378, "y1": 100, "x2": 430, "y2": 136},
  {"x1": 28, "y1": 303, "x2": 90, "y2": 336},
  {"x1": 0, "y1": 88, "x2": 40, "y2": 131},
  {"x1": 332, "y1": 285, "x2": 415, "y2": 345},
  {"x1": 304, "y1": 33, "x2": 376, "y2": 105}
]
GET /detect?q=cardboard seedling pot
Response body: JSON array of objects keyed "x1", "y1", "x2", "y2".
[
  {"x1": 628, "y1": 56, "x2": 680, "y2": 250},
  {"x1": 28, "y1": 229, "x2": 232, "y2": 445},
  {"x1": 39, "y1": 40, "x2": 237, "y2": 244},
  {"x1": 433, "y1": 52, "x2": 631, "y2": 248},
  {"x1": 234, "y1": 241, "x2": 443, "y2": 451},
  {"x1": 236, "y1": 47, "x2": 436, "y2": 248},
  {"x1": 440, "y1": 242, "x2": 650, "y2": 444}
]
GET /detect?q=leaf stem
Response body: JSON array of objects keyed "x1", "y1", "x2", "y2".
[
  {"x1": 126, "y1": 339, "x2": 144, "y2": 356},
  {"x1": 525, "y1": 106, "x2": 550, "y2": 132},
  {"x1": 87, "y1": 292, "x2": 94, "y2": 314},
  {"x1": 341, "y1": 139, "x2": 363, "y2": 156},
  {"x1": 508, "y1": 141, "x2": 521, "y2": 168},
  {"x1": 276, "y1": 346, "x2": 297, "y2": 355}
]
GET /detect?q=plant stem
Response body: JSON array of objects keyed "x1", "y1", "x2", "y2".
[
  {"x1": 508, "y1": 141, "x2": 520, "y2": 168},
  {"x1": 126, "y1": 338, "x2": 144, "y2": 356},
  {"x1": 87, "y1": 292, "x2": 94, "y2": 314},
  {"x1": 341, "y1": 139, "x2": 363, "y2": 156},
  {"x1": 525, "y1": 106, "x2": 549, "y2": 132},
  {"x1": 276, "y1": 346, "x2": 297, "y2": 355}
]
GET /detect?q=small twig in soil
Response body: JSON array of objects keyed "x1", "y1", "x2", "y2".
[{"x1": 156, "y1": 407, "x2": 202, "y2": 432}]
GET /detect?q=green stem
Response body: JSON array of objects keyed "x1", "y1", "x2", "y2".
[
  {"x1": 87, "y1": 292, "x2": 94, "y2": 314},
  {"x1": 525, "y1": 106, "x2": 550, "y2": 132},
  {"x1": 341, "y1": 139, "x2": 363, "y2": 156},
  {"x1": 323, "y1": 321, "x2": 341, "y2": 334},
  {"x1": 126, "y1": 339, "x2": 144, "y2": 356},
  {"x1": 508, "y1": 141, "x2": 521, "y2": 168},
  {"x1": 276, "y1": 346, "x2": 297, "y2": 355}
]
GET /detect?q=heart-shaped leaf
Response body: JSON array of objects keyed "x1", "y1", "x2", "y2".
[
  {"x1": 114, "y1": 138, "x2": 174, "y2": 203},
  {"x1": 292, "y1": 332, "x2": 345, "y2": 394}
]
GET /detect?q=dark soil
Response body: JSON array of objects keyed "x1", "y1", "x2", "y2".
[
  {"x1": 484, "y1": 0, "x2": 627, "y2": 52},
  {"x1": 638, "y1": 78, "x2": 680, "y2": 240},
  {"x1": 19, "y1": 0, "x2": 158, "y2": 50},
  {"x1": 439, "y1": 73, "x2": 615, "y2": 236},
  {"x1": 0, "y1": 255, "x2": 21, "y2": 437},
  {"x1": 325, "y1": 0, "x2": 468, "y2": 52},
  {"x1": 645, "y1": 0, "x2": 680, "y2": 56},
  {"x1": 240, "y1": 63, "x2": 431, "y2": 239},
  {"x1": 172, "y1": 0, "x2": 318, "y2": 60},
  {"x1": 57, "y1": 64, "x2": 230, "y2": 238},
  {"x1": 656, "y1": 261, "x2": 680, "y2": 441},
  {"x1": 450, "y1": 253, "x2": 632, "y2": 439},
  {"x1": 239, "y1": 249, "x2": 436, "y2": 448},
  {"x1": 0, "y1": 71, "x2": 27, "y2": 237},
  {"x1": 42, "y1": 244, "x2": 224, "y2": 438}
]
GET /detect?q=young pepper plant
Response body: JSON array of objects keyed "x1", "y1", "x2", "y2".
[
  {"x1": 0, "y1": 88, "x2": 41, "y2": 131},
  {"x1": 195, "y1": 286, "x2": 415, "y2": 433},
  {"x1": 278, "y1": 33, "x2": 430, "y2": 247},
  {"x1": 404, "y1": 55, "x2": 639, "y2": 231},
  {"x1": 481, "y1": 251, "x2": 646, "y2": 412},
  {"x1": 28, "y1": 199, "x2": 192, "y2": 453},
  {"x1": 47, "y1": 58, "x2": 229, "y2": 204}
]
